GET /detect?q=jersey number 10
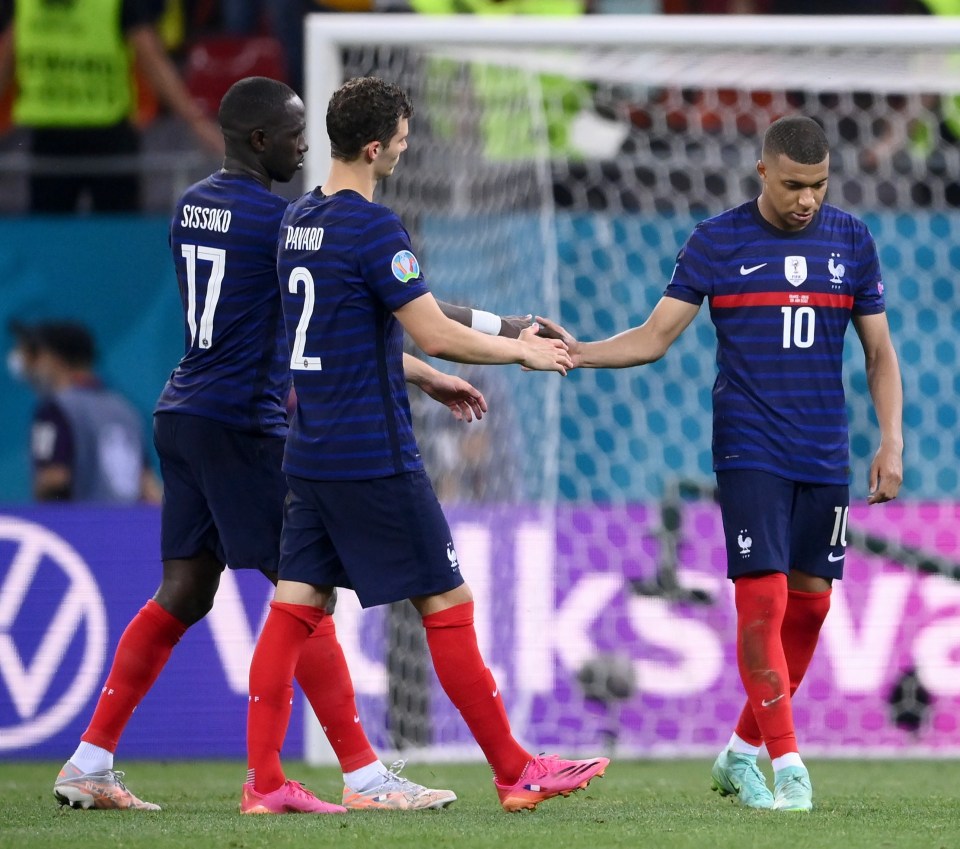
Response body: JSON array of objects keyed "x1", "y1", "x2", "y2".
[{"x1": 781, "y1": 306, "x2": 816, "y2": 349}]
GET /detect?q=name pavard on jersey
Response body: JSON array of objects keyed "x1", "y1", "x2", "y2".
[{"x1": 284, "y1": 226, "x2": 325, "y2": 251}]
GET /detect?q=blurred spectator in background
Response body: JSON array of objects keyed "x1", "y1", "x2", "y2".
[
  {"x1": 211, "y1": 0, "x2": 606, "y2": 144},
  {"x1": 218, "y1": 0, "x2": 304, "y2": 92},
  {"x1": 737, "y1": 1, "x2": 906, "y2": 11},
  {"x1": 403, "y1": 0, "x2": 601, "y2": 163},
  {"x1": 0, "y1": 0, "x2": 222, "y2": 213},
  {"x1": 7, "y1": 320, "x2": 162, "y2": 503},
  {"x1": 315, "y1": 0, "x2": 596, "y2": 9},
  {"x1": 313, "y1": 0, "x2": 404, "y2": 6},
  {"x1": 890, "y1": 0, "x2": 960, "y2": 205},
  {"x1": 907, "y1": 0, "x2": 960, "y2": 12},
  {"x1": 215, "y1": 0, "x2": 404, "y2": 97},
  {"x1": 663, "y1": 1, "x2": 906, "y2": 10}
]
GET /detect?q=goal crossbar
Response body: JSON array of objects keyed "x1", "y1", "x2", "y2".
[{"x1": 305, "y1": 14, "x2": 960, "y2": 179}]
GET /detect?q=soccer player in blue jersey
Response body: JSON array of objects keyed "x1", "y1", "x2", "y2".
[
  {"x1": 244, "y1": 75, "x2": 609, "y2": 815},
  {"x1": 537, "y1": 115, "x2": 903, "y2": 812},
  {"x1": 55, "y1": 76, "x2": 519, "y2": 815}
]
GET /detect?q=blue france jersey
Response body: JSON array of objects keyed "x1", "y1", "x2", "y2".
[
  {"x1": 155, "y1": 172, "x2": 290, "y2": 435},
  {"x1": 278, "y1": 189, "x2": 431, "y2": 480},
  {"x1": 666, "y1": 200, "x2": 886, "y2": 484}
]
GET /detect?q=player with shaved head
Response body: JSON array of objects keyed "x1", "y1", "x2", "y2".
[{"x1": 55, "y1": 75, "x2": 503, "y2": 815}]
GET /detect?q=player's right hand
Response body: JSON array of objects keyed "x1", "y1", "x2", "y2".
[
  {"x1": 517, "y1": 324, "x2": 572, "y2": 375},
  {"x1": 534, "y1": 315, "x2": 583, "y2": 368},
  {"x1": 867, "y1": 442, "x2": 903, "y2": 504}
]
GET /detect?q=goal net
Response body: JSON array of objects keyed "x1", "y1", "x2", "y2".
[{"x1": 304, "y1": 14, "x2": 960, "y2": 764}]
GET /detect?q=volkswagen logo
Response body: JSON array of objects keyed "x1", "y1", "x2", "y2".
[{"x1": 0, "y1": 516, "x2": 107, "y2": 751}]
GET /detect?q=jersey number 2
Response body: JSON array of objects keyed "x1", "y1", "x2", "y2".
[{"x1": 288, "y1": 267, "x2": 322, "y2": 371}]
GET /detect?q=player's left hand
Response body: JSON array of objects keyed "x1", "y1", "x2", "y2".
[
  {"x1": 867, "y1": 442, "x2": 903, "y2": 504},
  {"x1": 420, "y1": 372, "x2": 488, "y2": 423}
]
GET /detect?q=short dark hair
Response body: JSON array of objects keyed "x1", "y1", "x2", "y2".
[
  {"x1": 219, "y1": 76, "x2": 298, "y2": 138},
  {"x1": 762, "y1": 116, "x2": 828, "y2": 165},
  {"x1": 9, "y1": 320, "x2": 96, "y2": 367},
  {"x1": 326, "y1": 76, "x2": 413, "y2": 161}
]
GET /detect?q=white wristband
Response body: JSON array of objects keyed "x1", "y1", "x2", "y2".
[{"x1": 470, "y1": 309, "x2": 502, "y2": 336}]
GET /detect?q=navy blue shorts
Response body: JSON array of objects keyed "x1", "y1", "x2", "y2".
[
  {"x1": 154, "y1": 413, "x2": 286, "y2": 571},
  {"x1": 279, "y1": 470, "x2": 465, "y2": 608},
  {"x1": 716, "y1": 468, "x2": 849, "y2": 581}
]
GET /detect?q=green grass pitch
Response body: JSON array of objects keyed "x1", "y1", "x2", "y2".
[{"x1": 3, "y1": 759, "x2": 959, "y2": 849}]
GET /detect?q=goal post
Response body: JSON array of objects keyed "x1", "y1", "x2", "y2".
[{"x1": 303, "y1": 14, "x2": 960, "y2": 766}]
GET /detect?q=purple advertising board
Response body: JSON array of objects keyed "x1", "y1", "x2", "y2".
[{"x1": 2, "y1": 503, "x2": 957, "y2": 761}]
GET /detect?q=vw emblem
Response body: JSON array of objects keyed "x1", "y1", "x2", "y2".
[{"x1": 0, "y1": 516, "x2": 107, "y2": 750}]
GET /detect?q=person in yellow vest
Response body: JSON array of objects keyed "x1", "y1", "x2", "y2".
[
  {"x1": 396, "y1": 0, "x2": 595, "y2": 162},
  {"x1": 0, "y1": 0, "x2": 222, "y2": 213},
  {"x1": 912, "y1": 0, "x2": 960, "y2": 14},
  {"x1": 848, "y1": 0, "x2": 960, "y2": 207},
  {"x1": 905, "y1": 0, "x2": 960, "y2": 152}
]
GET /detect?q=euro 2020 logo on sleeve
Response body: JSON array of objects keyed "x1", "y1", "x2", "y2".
[
  {"x1": 0, "y1": 517, "x2": 107, "y2": 751},
  {"x1": 391, "y1": 250, "x2": 420, "y2": 283}
]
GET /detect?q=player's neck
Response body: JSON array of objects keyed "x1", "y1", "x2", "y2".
[
  {"x1": 322, "y1": 160, "x2": 376, "y2": 202},
  {"x1": 220, "y1": 160, "x2": 272, "y2": 190}
]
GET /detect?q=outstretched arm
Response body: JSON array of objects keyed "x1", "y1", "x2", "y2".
[
  {"x1": 127, "y1": 25, "x2": 224, "y2": 155},
  {"x1": 535, "y1": 296, "x2": 700, "y2": 369},
  {"x1": 436, "y1": 300, "x2": 532, "y2": 339},
  {"x1": 852, "y1": 311, "x2": 904, "y2": 504},
  {"x1": 396, "y1": 293, "x2": 571, "y2": 374},
  {"x1": 403, "y1": 352, "x2": 487, "y2": 422}
]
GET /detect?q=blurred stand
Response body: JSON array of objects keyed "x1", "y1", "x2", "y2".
[{"x1": 0, "y1": 118, "x2": 304, "y2": 214}]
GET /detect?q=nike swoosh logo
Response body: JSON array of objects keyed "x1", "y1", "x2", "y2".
[
  {"x1": 353, "y1": 715, "x2": 360, "y2": 723},
  {"x1": 761, "y1": 694, "x2": 785, "y2": 707},
  {"x1": 828, "y1": 552, "x2": 846, "y2": 562},
  {"x1": 739, "y1": 263, "x2": 768, "y2": 275},
  {"x1": 492, "y1": 689, "x2": 499, "y2": 698}
]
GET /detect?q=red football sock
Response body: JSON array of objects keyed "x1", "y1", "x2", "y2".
[
  {"x1": 295, "y1": 617, "x2": 377, "y2": 773},
  {"x1": 247, "y1": 600, "x2": 325, "y2": 794},
  {"x1": 81, "y1": 599, "x2": 187, "y2": 752},
  {"x1": 734, "y1": 573, "x2": 796, "y2": 759},
  {"x1": 735, "y1": 587, "x2": 832, "y2": 747},
  {"x1": 423, "y1": 602, "x2": 531, "y2": 785}
]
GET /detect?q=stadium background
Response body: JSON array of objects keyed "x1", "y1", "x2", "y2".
[
  {"x1": 0, "y1": 209, "x2": 953, "y2": 504},
  {"x1": 2, "y1": 14, "x2": 960, "y2": 762}
]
